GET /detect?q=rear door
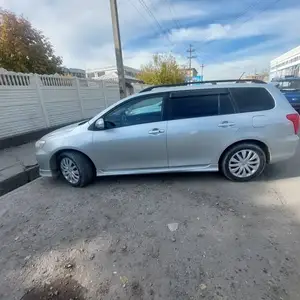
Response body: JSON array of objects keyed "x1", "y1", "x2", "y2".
[
  {"x1": 166, "y1": 88, "x2": 239, "y2": 168},
  {"x1": 229, "y1": 87, "x2": 276, "y2": 135}
]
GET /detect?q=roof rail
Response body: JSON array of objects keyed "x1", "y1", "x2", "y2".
[{"x1": 139, "y1": 79, "x2": 266, "y2": 93}]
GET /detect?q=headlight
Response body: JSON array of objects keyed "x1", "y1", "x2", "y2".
[{"x1": 35, "y1": 140, "x2": 46, "y2": 149}]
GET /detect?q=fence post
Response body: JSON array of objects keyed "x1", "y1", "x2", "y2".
[
  {"x1": 35, "y1": 74, "x2": 50, "y2": 128},
  {"x1": 75, "y1": 77, "x2": 85, "y2": 119}
]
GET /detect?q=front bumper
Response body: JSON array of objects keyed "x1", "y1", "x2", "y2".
[
  {"x1": 36, "y1": 148, "x2": 58, "y2": 178},
  {"x1": 39, "y1": 168, "x2": 59, "y2": 177}
]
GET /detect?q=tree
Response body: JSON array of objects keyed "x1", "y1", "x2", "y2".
[
  {"x1": 137, "y1": 54, "x2": 185, "y2": 85},
  {"x1": 0, "y1": 9, "x2": 62, "y2": 74}
]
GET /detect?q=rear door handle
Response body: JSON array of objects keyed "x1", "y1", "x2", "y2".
[
  {"x1": 149, "y1": 128, "x2": 165, "y2": 135},
  {"x1": 218, "y1": 121, "x2": 236, "y2": 128}
]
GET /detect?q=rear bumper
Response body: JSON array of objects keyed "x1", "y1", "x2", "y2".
[{"x1": 269, "y1": 134, "x2": 299, "y2": 163}]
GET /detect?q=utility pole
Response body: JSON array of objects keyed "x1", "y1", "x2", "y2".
[
  {"x1": 200, "y1": 64, "x2": 204, "y2": 81},
  {"x1": 186, "y1": 44, "x2": 196, "y2": 70},
  {"x1": 186, "y1": 44, "x2": 197, "y2": 82},
  {"x1": 109, "y1": 0, "x2": 126, "y2": 98}
]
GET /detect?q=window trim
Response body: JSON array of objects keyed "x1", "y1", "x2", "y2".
[{"x1": 89, "y1": 92, "x2": 168, "y2": 131}]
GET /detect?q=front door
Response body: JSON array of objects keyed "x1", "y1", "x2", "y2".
[{"x1": 91, "y1": 93, "x2": 168, "y2": 172}]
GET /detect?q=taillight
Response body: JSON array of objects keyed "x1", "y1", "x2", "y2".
[{"x1": 286, "y1": 113, "x2": 300, "y2": 134}]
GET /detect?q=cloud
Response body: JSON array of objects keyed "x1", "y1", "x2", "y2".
[
  {"x1": 201, "y1": 53, "x2": 276, "y2": 80},
  {"x1": 0, "y1": 0, "x2": 299, "y2": 79},
  {"x1": 169, "y1": 7, "x2": 300, "y2": 43}
]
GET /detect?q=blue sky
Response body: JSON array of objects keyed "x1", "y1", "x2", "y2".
[{"x1": 1, "y1": 0, "x2": 300, "y2": 79}]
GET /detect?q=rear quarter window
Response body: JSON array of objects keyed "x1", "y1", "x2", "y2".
[{"x1": 230, "y1": 87, "x2": 275, "y2": 113}]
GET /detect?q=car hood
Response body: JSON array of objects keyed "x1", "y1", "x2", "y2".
[{"x1": 42, "y1": 121, "x2": 84, "y2": 139}]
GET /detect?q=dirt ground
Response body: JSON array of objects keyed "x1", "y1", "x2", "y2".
[{"x1": 1, "y1": 147, "x2": 300, "y2": 300}]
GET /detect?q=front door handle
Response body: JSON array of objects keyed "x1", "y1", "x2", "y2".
[
  {"x1": 149, "y1": 128, "x2": 165, "y2": 135},
  {"x1": 218, "y1": 121, "x2": 235, "y2": 128}
]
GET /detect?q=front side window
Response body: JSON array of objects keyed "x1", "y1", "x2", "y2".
[
  {"x1": 230, "y1": 87, "x2": 275, "y2": 113},
  {"x1": 104, "y1": 95, "x2": 164, "y2": 128}
]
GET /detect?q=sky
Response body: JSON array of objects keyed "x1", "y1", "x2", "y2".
[{"x1": 1, "y1": 0, "x2": 300, "y2": 79}]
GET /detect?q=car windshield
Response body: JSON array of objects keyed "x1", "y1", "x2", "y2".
[{"x1": 274, "y1": 80, "x2": 300, "y2": 91}]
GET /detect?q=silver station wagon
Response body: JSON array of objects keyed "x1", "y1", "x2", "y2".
[{"x1": 36, "y1": 79, "x2": 299, "y2": 187}]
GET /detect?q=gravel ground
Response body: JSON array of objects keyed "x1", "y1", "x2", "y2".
[{"x1": 1, "y1": 147, "x2": 300, "y2": 300}]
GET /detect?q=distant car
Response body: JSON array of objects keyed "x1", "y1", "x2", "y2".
[
  {"x1": 271, "y1": 77, "x2": 300, "y2": 113},
  {"x1": 36, "y1": 79, "x2": 299, "y2": 187}
]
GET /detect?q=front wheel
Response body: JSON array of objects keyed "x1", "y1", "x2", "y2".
[
  {"x1": 58, "y1": 151, "x2": 95, "y2": 187},
  {"x1": 221, "y1": 143, "x2": 266, "y2": 182}
]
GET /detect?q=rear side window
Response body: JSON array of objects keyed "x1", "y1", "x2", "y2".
[
  {"x1": 170, "y1": 92, "x2": 235, "y2": 120},
  {"x1": 170, "y1": 95, "x2": 218, "y2": 120},
  {"x1": 219, "y1": 94, "x2": 235, "y2": 115},
  {"x1": 230, "y1": 87, "x2": 275, "y2": 113}
]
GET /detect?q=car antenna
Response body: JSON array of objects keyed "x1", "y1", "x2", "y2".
[{"x1": 238, "y1": 72, "x2": 245, "y2": 81}]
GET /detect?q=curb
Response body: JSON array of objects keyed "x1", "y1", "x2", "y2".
[{"x1": 0, "y1": 165, "x2": 40, "y2": 197}]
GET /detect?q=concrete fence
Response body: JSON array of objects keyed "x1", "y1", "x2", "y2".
[{"x1": 0, "y1": 70, "x2": 148, "y2": 141}]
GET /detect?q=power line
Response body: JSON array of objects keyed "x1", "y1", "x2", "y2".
[
  {"x1": 127, "y1": 0, "x2": 156, "y2": 30},
  {"x1": 194, "y1": 0, "x2": 283, "y2": 66},
  {"x1": 130, "y1": 0, "x2": 190, "y2": 63},
  {"x1": 162, "y1": 0, "x2": 181, "y2": 29},
  {"x1": 125, "y1": 0, "x2": 193, "y2": 68},
  {"x1": 137, "y1": 0, "x2": 173, "y2": 45}
]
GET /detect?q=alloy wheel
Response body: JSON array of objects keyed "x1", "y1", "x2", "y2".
[
  {"x1": 228, "y1": 149, "x2": 261, "y2": 178},
  {"x1": 60, "y1": 157, "x2": 80, "y2": 184}
]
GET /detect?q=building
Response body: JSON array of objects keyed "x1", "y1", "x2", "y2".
[
  {"x1": 270, "y1": 45, "x2": 300, "y2": 80},
  {"x1": 182, "y1": 68, "x2": 198, "y2": 78},
  {"x1": 245, "y1": 72, "x2": 269, "y2": 82},
  {"x1": 86, "y1": 66, "x2": 140, "y2": 82},
  {"x1": 180, "y1": 68, "x2": 204, "y2": 82},
  {"x1": 86, "y1": 66, "x2": 143, "y2": 95},
  {"x1": 62, "y1": 67, "x2": 86, "y2": 78}
]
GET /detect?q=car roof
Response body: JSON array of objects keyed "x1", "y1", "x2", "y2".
[{"x1": 139, "y1": 83, "x2": 271, "y2": 96}]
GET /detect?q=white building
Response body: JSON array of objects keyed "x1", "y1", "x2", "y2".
[
  {"x1": 86, "y1": 66, "x2": 143, "y2": 96},
  {"x1": 270, "y1": 45, "x2": 300, "y2": 80},
  {"x1": 62, "y1": 67, "x2": 86, "y2": 78},
  {"x1": 86, "y1": 65, "x2": 140, "y2": 82}
]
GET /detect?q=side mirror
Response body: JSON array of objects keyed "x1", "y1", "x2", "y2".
[{"x1": 95, "y1": 118, "x2": 105, "y2": 130}]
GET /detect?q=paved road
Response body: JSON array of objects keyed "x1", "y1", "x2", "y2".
[{"x1": 1, "y1": 146, "x2": 300, "y2": 300}]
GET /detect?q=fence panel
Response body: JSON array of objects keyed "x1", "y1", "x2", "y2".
[
  {"x1": 0, "y1": 70, "x2": 121, "y2": 140},
  {"x1": 39, "y1": 75, "x2": 82, "y2": 127},
  {"x1": 103, "y1": 81, "x2": 120, "y2": 107},
  {"x1": 132, "y1": 83, "x2": 150, "y2": 93},
  {"x1": 79, "y1": 79, "x2": 106, "y2": 118},
  {"x1": 0, "y1": 73, "x2": 47, "y2": 139}
]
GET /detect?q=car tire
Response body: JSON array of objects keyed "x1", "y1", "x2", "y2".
[
  {"x1": 221, "y1": 143, "x2": 266, "y2": 182},
  {"x1": 58, "y1": 151, "x2": 95, "y2": 187}
]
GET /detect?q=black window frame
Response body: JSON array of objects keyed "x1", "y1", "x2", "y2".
[
  {"x1": 166, "y1": 88, "x2": 237, "y2": 121},
  {"x1": 89, "y1": 92, "x2": 169, "y2": 131},
  {"x1": 229, "y1": 87, "x2": 275, "y2": 114}
]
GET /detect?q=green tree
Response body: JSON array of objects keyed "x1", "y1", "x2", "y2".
[
  {"x1": 137, "y1": 54, "x2": 185, "y2": 85},
  {"x1": 0, "y1": 9, "x2": 62, "y2": 74}
]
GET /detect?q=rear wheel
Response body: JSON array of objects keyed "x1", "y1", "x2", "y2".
[
  {"x1": 221, "y1": 143, "x2": 266, "y2": 182},
  {"x1": 58, "y1": 151, "x2": 95, "y2": 187}
]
